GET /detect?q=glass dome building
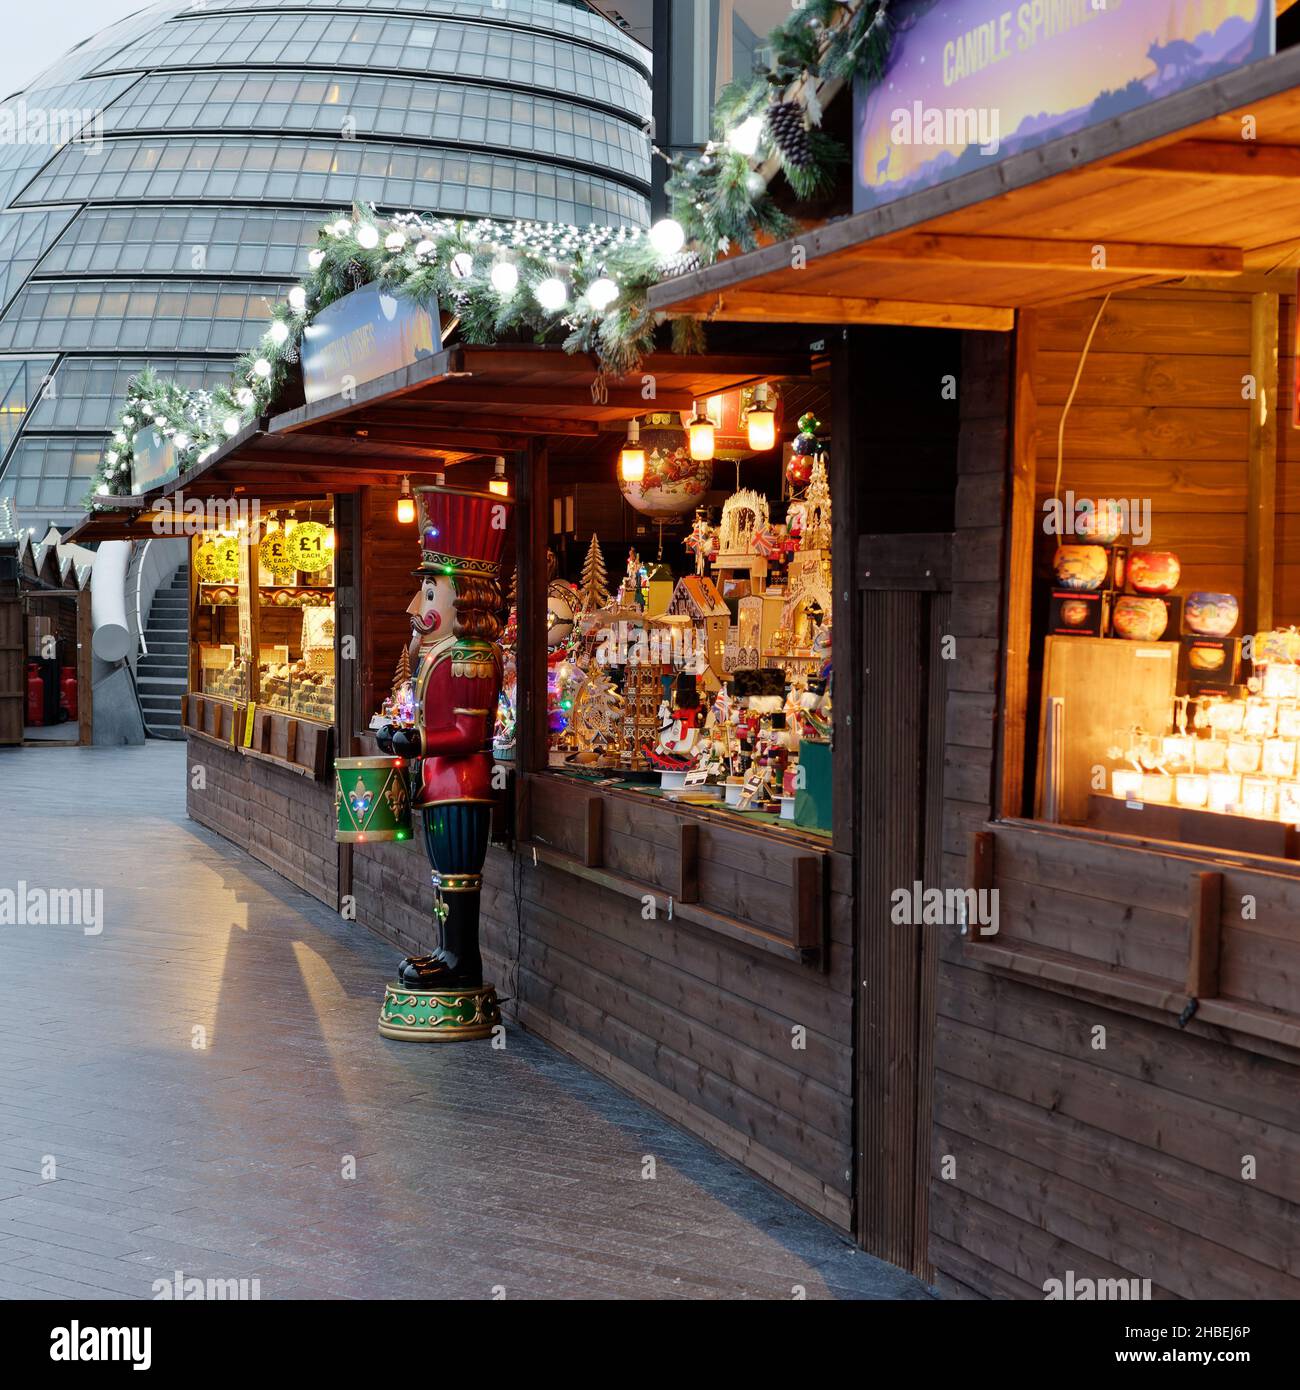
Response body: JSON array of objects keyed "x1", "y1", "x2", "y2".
[{"x1": 0, "y1": 0, "x2": 651, "y2": 532}]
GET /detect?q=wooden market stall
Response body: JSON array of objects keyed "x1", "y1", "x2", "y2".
[
  {"x1": 72, "y1": 339, "x2": 898, "y2": 1227},
  {"x1": 647, "y1": 30, "x2": 1300, "y2": 1296}
]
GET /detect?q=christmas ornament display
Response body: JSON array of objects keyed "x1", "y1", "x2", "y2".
[{"x1": 619, "y1": 412, "x2": 713, "y2": 518}]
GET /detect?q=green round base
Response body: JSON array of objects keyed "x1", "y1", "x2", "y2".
[{"x1": 378, "y1": 982, "x2": 502, "y2": 1042}]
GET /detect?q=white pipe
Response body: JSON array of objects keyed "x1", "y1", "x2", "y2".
[
  {"x1": 91, "y1": 540, "x2": 133, "y2": 662},
  {"x1": 135, "y1": 537, "x2": 152, "y2": 658}
]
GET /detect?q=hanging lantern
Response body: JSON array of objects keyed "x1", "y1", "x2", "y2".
[
  {"x1": 745, "y1": 383, "x2": 776, "y2": 452},
  {"x1": 686, "y1": 401, "x2": 715, "y2": 461},
  {"x1": 489, "y1": 455, "x2": 510, "y2": 496},
  {"x1": 619, "y1": 412, "x2": 712, "y2": 519},
  {"x1": 618, "y1": 418, "x2": 646, "y2": 483},
  {"x1": 397, "y1": 474, "x2": 416, "y2": 524}
]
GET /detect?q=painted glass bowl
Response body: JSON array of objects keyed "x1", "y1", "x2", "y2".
[
  {"x1": 1058, "y1": 598, "x2": 1091, "y2": 627},
  {"x1": 1127, "y1": 551, "x2": 1180, "y2": 595},
  {"x1": 1111, "y1": 595, "x2": 1169, "y2": 641},
  {"x1": 1184, "y1": 592, "x2": 1239, "y2": 637},
  {"x1": 1052, "y1": 545, "x2": 1108, "y2": 592}
]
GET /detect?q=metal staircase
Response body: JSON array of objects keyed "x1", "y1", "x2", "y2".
[{"x1": 137, "y1": 563, "x2": 189, "y2": 739}]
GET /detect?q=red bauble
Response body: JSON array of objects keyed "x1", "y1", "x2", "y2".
[{"x1": 786, "y1": 453, "x2": 814, "y2": 487}]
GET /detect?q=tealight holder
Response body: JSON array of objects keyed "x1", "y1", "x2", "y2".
[
  {"x1": 1208, "y1": 772, "x2": 1240, "y2": 813},
  {"x1": 1241, "y1": 776, "x2": 1277, "y2": 818},
  {"x1": 1244, "y1": 699, "x2": 1277, "y2": 737},
  {"x1": 1280, "y1": 781, "x2": 1300, "y2": 824},
  {"x1": 1263, "y1": 664, "x2": 1300, "y2": 700},
  {"x1": 1175, "y1": 773, "x2": 1209, "y2": 808},
  {"x1": 1193, "y1": 739, "x2": 1227, "y2": 771},
  {"x1": 1205, "y1": 700, "x2": 1244, "y2": 733},
  {"x1": 1111, "y1": 768, "x2": 1143, "y2": 800},
  {"x1": 1263, "y1": 738, "x2": 1297, "y2": 779},
  {"x1": 1142, "y1": 773, "x2": 1174, "y2": 804},
  {"x1": 1160, "y1": 735, "x2": 1194, "y2": 771},
  {"x1": 1281, "y1": 705, "x2": 1300, "y2": 739},
  {"x1": 1227, "y1": 736, "x2": 1262, "y2": 774}
]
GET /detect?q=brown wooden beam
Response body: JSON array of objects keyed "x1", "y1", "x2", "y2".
[
  {"x1": 1121, "y1": 139, "x2": 1300, "y2": 179},
  {"x1": 1186, "y1": 871, "x2": 1224, "y2": 1000},
  {"x1": 338, "y1": 407, "x2": 601, "y2": 437},
  {"x1": 1246, "y1": 291, "x2": 1279, "y2": 634},
  {"x1": 852, "y1": 232, "x2": 1242, "y2": 277},
  {"x1": 689, "y1": 293, "x2": 1014, "y2": 331},
  {"x1": 414, "y1": 384, "x2": 696, "y2": 411}
]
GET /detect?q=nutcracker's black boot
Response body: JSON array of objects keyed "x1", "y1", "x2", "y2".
[{"x1": 396, "y1": 894, "x2": 483, "y2": 988}]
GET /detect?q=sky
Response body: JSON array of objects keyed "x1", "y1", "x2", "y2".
[{"x1": 0, "y1": 0, "x2": 149, "y2": 100}]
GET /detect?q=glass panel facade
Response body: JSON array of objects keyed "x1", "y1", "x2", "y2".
[
  {"x1": 0, "y1": 207, "x2": 78, "y2": 313},
  {"x1": 36, "y1": 206, "x2": 328, "y2": 279},
  {"x1": 185, "y1": 0, "x2": 650, "y2": 70},
  {"x1": 0, "y1": 435, "x2": 104, "y2": 511},
  {"x1": 0, "y1": 356, "x2": 56, "y2": 458},
  {"x1": 0, "y1": 279, "x2": 290, "y2": 353},
  {"x1": 666, "y1": 0, "x2": 785, "y2": 148},
  {"x1": 18, "y1": 136, "x2": 648, "y2": 226},
  {"x1": 25, "y1": 356, "x2": 235, "y2": 433},
  {"x1": 99, "y1": 70, "x2": 650, "y2": 184},
  {"x1": 92, "y1": 12, "x2": 652, "y2": 119}
]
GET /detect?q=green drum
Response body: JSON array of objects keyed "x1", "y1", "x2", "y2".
[{"x1": 334, "y1": 755, "x2": 412, "y2": 842}]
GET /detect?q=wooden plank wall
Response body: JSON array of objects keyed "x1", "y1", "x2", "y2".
[
  {"x1": 1035, "y1": 289, "x2": 1278, "y2": 608},
  {"x1": 186, "y1": 736, "x2": 338, "y2": 908},
  {"x1": 933, "y1": 301, "x2": 1300, "y2": 1300}
]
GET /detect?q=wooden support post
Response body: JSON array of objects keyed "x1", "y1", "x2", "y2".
[
  {"x1": 514, "y1": 442, "x2": 548, "y2": 843},
  {"x1": 1186, "y1": 870, "x2": 1223, "y2": 1000},
  {"x1": 1245, "y1": 292, "x2": 1278, "y2": 635},
  {"x1": 583, "y1": 793, "x2": 603, "y2": 868},
  {"x1": 792, "y1": 855, "x2": 824, "y2": 951},
  {"x1": 677, "y1": 821, "x2": 699, "y2": 904},
  {"x1": 1000, "y1": 310, "x2": 1039, "y2": 819}
]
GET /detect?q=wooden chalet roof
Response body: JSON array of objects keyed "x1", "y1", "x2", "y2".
[
  {"x1": 65, "y1": 343, "x2": 809, "y2": 543},
  {"x1": 648, "y1": 42, "x2": 1300, "y2": 330}
]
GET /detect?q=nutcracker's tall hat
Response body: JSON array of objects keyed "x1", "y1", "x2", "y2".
[{"x1": 413, "y1": 483, "x2": 513, "y2": 578}]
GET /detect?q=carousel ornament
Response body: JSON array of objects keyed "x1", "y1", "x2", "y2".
[{"x1": 372, "y1": 481, "x2": 514, "y2": 1042}]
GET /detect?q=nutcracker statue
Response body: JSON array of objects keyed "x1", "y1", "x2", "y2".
[{"x1": 374, "y1": 482, "x2": 512, "y2": 1041}]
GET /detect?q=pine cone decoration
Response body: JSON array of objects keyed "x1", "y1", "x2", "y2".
[{"x1": 766, "y1": 100, "x2": 813, "y2": 170}]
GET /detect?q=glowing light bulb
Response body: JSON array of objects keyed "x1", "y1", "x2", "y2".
[
  {"x1": 450, "y1": 251, "x2": 474, "y2": 279},
  {"x1": 619, "y1": 419, "x2": 646, "y2": 483},
  {"x1": 535, "y1": 277, "x2": 567, "y2": 311},
  {"x1": 253, "y1": 359, "x2": 272, "y2": 379},
  {"x1": 415, "y1": 238, "x2": 435, "y2": 257},
  {"x1": 332, "y1": 218, "x2": 352, "y2": 237},
  {"x1": 727, "y1": 115, "x2": 765, "y2": 158},
  {"x1": 648, "y1": 218, "x2": 685, "y2": 257},
  {"x1": 307, "y1": 249, "x2": 325, "y2": 269},
  {"x1": 223, "y1": 416, "x2": 242, "y2": 436},
  {"x1": 105, "y1": 451, "x2": 118, "y2": 465},
  {"x1": 587, "y1": 277, "x2": 618, "y2": 311},
  {"x1": 490, "y1": 261, "x2": 519, "y2": 294},
  {"x1": 174, "y1": 432, "x2": 189, "y2": 450},
  {"x1": 288, "y1": 286, "x2": 307, "y2": 312},
  {"x1": 356, "y1": 224, "x2": 380, "y2": 250},
  {"x1": 384, "y1": 231, "x2": 406, "y2": 253},
  {"x1": 268, "y1": 320, "x2": 289, "y2": 345},
  {"x1": 687, "y1": 404, "x2": 715, "y2": 461},
  {"x1": 745, "y1": 384, "x2": 776, "y2": 452}
]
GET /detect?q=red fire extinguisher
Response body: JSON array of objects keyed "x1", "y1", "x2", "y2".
[
  {"x1": 59, "y1": 666, "x2": 77, "y2": 722},
  {"x1": 25, "y1": 661, "x2": 44, "y2": 727}
]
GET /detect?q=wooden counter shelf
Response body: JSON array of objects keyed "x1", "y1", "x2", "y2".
[
  {"x1": 519, "y1": 770, "x2": 829, "y2": 962},
  {"x1": 182, "y1": 693, "x2": 332, "y2": 780}
]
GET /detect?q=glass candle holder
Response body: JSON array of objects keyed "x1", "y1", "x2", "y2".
[
  {"x1": 1263, "y1": 738, "x2": 1298, "y2": 779},
  {"x1": 1112, "y1": 769, "x2": 1143, "y2": 800},
  {"x1": 1161, "y1": 735, "x2": 1194, "y2": 771},
  {"x1": 1241, "y1": 776, "x2": 1275, "y2": 818},
  {"x1": 1280, "y1": 781, "x2": 1300, "y2": 825},
  {"x1": 1193, "y1": 739, "x2": 1227, "y2": 771},
  {"x1": 1175, "y1": 773, "x2": 1209, "y2": 808},
  {"x1": 1206, "y1": 700, "x2": 1245, "y2": 733},
  {"x1": 1227, "y1": 736, "x2": 1262, "y2": 774},
  {"x1": 1142, "y1": 773, "x2": 1174, "y2": 804},
  {"x1": 1208, "y1": 772, "x2": 1240, "y2": 813},
  {"x1": 1280, "y1": 706, "x2": 1300, "y2": 739},
  {"x1": 1263, "y1": 664, "x2": 1300, "y2": 700},
  {"x1": 1244, "y1": 699, "x2": 1277, "y2": 738}
]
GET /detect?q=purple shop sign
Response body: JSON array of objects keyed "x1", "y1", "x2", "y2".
[{"x1": 854, "y1": 0, "x2": 1273, "y2": 214}]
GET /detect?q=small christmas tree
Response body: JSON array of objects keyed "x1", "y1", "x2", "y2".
[
  {"x1": 578, "y1": 533, "x2": 610, "y2": 612},
  {"x1": 391, "y1": 646, "x2": 411, "y2": 700}
]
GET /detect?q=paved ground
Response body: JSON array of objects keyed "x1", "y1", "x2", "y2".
[{"x1": 0, "y1": 741, "x2": 932, "y2": 1301}]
